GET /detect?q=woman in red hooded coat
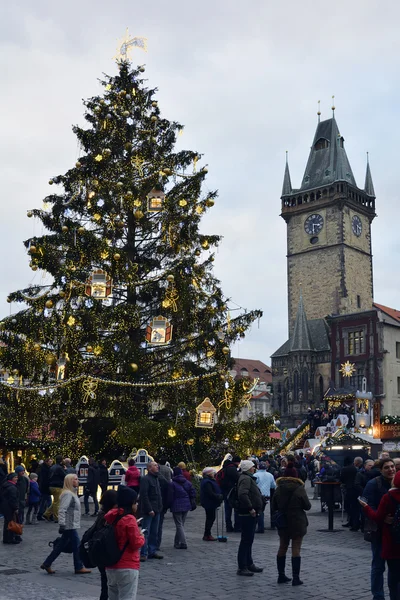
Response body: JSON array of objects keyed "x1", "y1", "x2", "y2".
[{"x1": 360, "y1": 470, "x2": 400, "y2": 600}]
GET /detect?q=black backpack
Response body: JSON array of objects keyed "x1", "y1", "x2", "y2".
[
  {"x1": 227, "y1": 482, "x2": 239, "y2": 510},
  {"x1": 81, "y1": 514, "x2": 129, "y2": 569}
]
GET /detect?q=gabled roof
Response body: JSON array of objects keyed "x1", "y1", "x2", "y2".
[
  {"x1": 231, "y1": 358, "x2": 272, "y2": 384},
  {"x1": 271, "y1": 318, "x2": 330, "y2": 358},
  {"x1": 299, "y1": 117, "x2": 357, "y2": 191},
  {"x1": 290, "y1": 293, "x2": 313, "y2": 351},
  {"x1": 374, "y1": 303, "x2": 400, "y2": 323}
]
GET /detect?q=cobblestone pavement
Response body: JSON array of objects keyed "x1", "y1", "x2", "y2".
[{"x1": 0, "y1": 484, "x2": 378, "y2": 600}]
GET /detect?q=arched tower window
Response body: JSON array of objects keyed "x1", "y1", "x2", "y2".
[
  {"x1": 293, "y1": 371, "x2": 299, "y2": 402},
  {"x1": 314, "y1": 138, "x2": 329, "y2": 151}
]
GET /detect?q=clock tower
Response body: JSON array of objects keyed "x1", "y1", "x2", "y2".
[{"x1": 281, "y1": 114, "x2": 376, "y2": 334}]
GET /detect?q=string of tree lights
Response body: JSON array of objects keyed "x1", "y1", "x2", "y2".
[{"x1": 0, "y1": 55, "x2": 262, "y2": 456}]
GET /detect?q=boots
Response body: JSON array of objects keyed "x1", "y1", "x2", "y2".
[
  {"x1": 277, "y1": 556, "x2": 291, "y2": 583},
  {"x1": 31, "y1": 515, "x2": 37, "y2": 525},
  {"x1": 292, "y1": 556, "x2": 303, "y2": 586}
]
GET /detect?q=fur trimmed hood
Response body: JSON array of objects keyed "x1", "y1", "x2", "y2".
[{"x1": 276, "y1": 476, "x2": 304, "y2": 487}]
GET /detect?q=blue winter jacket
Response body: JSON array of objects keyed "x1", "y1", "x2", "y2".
[
  {"x1": 28, "y1": 480, "x2": 41, "y2": 504},
  {"x1": 200, "y1": 476, "x2": 223, "y2": 510},
  {"x1": 170, "y1": 475, "x2": 196, "y2": 513}
]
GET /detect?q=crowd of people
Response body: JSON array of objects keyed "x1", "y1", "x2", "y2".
[{"x1": 0, "y1": 450, "x2": 400, "y2": 599}]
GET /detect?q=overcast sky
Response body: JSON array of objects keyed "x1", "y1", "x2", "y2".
[{"x1": 1, "y1": 0, "x2": 400, "y2": 365}]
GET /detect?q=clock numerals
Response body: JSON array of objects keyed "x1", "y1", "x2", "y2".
[
  {"x1": 352, "y1": 215, "x2": 362, "y2": 237},
  {"x1": 304, "y1": 214, "x2": 324, "y2": 235}
]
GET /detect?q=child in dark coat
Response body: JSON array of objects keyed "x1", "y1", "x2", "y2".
[{"x1": 27, "y1": 473, "x2": 41, "y2": 524}]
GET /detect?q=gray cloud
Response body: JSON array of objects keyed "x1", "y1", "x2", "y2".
[{"x1": 1, "y1": 0, "x2": 400, "y2": 365}]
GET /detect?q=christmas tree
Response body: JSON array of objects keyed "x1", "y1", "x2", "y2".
[{"x1": 0, "y1": 44, "x2": 262, "y2": 457}]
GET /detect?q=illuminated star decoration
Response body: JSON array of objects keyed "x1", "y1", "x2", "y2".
[
  {"x1": 114, "y1": 29, "x2": 148, "y2": 61},
  {"x1": 340, "y1": 361, "x2": 356, "y2": 378}
]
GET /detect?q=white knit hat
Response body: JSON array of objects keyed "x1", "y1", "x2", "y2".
[
  {"x1": 202, "y1": 467, "x2": 216, "y2": 476},
  {"x1": 240, "y1": 460, "x2": 255, "y2": 472}
]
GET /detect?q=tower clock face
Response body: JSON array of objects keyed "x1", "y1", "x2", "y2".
[
  {"x1": 304, "y1": 213, "x2": 324, "y2": 235},
  {"x1": 352, "y1": 215, "x2": 362, "y2": 237}
]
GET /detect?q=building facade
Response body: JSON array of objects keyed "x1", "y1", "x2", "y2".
[{"x1": 272, "y1": 112, "x2": 377, "y2": 425}]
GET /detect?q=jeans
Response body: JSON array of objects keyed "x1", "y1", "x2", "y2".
[
  {"x1": 224, "y1": 496, "x2": 239, "y2": 530},
  {"x1": 84, "y1": 488, "x2": 99, "y2": 514},
  {"x1": 38, "y1": 493, "x2": 52, "y2": 518},
  {"x1": 237, "y1": 515, "x2": 257, "y2": 569},
  {"x1": 387, "y1": 559, "x2": 400, "y2": 600},
  {"x1": 204, "y1": 508, "x2": 216, "y2": 536},
  {"x1": 43, "y1": 529, "x2": 83, "y2": 571},
  {"x1": 156, "y1": 509, "x2": 166, "y2": 551},
  {"x1": 173, "y1": 512, "x2": 188, "y2": 546},
  {"x1": 371, "y1": 540, "x2": 386, "y2": 600},
  {"x1": 44, "y1": 487, "x2": 63, "y2": 520},
  {"x1": 107, "y1": 568, "x2": 139, "y2": 600},
  {"x1": 140, "y1": 513, "x2": 160, "y2": 557},
  {"x1": 18, "y1": 505, "x2": 25, "y2": 524},
  {"x1": 257, "y1": 507, "x2": 265, "y2": 533}
]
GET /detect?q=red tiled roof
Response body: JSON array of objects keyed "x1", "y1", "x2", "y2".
[
  {"x1": 232, "y1": 358, "x2": 272, "y2": 384},
  {"x1": 374, "y1": 303, "x2": 400, "y2": 323}
]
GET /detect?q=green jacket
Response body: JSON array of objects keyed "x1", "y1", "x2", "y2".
[
  {"x1": 237, "y1": 471, "x2": 263, "y2": 515},
  {"x1": 271, "y1": 476, "x2": 311, "y2": 538}
]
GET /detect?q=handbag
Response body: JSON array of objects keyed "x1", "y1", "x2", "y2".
[{"x1": 8, "y1": 520, "x2": 23, "y2": 535}]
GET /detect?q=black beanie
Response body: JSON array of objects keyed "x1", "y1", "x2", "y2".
[{"x1": 117, "y1": 485, "x2": 138, "y2": 508}]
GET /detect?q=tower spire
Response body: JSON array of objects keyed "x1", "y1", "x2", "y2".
[
  {"x1": 282, "y1": 151, "x2": 292, "y2": 196},
  {"x1": 290, "y1": 289, "x2": 313, "y2": 352},
  {"x1": 364, "y1": 152, "x2": 375, "y2": 197}
]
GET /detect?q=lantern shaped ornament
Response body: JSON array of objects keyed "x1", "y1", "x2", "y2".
[
  {"x1": 85, "y1": 269, "x2": 113, "y2": 299},
  {"x1": 147, "y1": 189, "x2": 165, "y2": 213},
  {"x1": 146, "y1": 316, "x2": 173, "y2": 345},
  {"x1": 195, "y1": 397, "x2": 217, "y2": 429}
]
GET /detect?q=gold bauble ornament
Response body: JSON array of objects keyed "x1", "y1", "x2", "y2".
[
  {"x1": 130, "y1": 363, "x2": 139, "y2": 372},
  {"x1": 124, "y1": 142, "x2": 132, "y2": 151},
  {"x1": 31, "y1": 265, "x2": 38, "y2": 271},
  {"x1": 202, "y1": 240, "x2": 209, "y2": 249},
  {"x1": 116, "y1": 220, "x2": 124, "y2": 229},
  {"x1": 27, "y1": 211, "x2": 33, "y2": 218},
  {"x1": 195, "y1": 249, "x2": 201, "y2": 257},
  {"x1": 187, "y1": 439, "x2": 195, "y2": 446},
  {"x1": 86, "y1": 345, "x2": 93, "y2": 353},
  {"x1": 75, "y1": 161, "x2": 82, "y2": 168},
  {"x1": 139, "y1": 66, "x2": 145, "y2": 72},
  {"x1": 166, "y1": 274, "x2": 175, "y2": 283},
  {"x1": 134, "y1": 210, "x2": 144, "y2": 220},
  {"x1": 94, "y1": 106, "x2": 101, "y2": 113},
  {"x1": 103, "y1": 148, "x2": 112, "y2": 157},
  {"x1": 29, "y1": 245, "x2": 37, "y2": 254},
  {"x1": 205, "y1": 199, "x2": 214, "y2": 207},
  {"x1": 59, "y1": 291, "x2": 66, "y2": 298},
  {"x1": 116, "y1": 181, "x2": 124, "y2": 188},
  {"x1": 49, "y1": 179, "x2": 54, "y2": 185},
  {"x1": 234, "y1": 433, "x2": 241, "y2": 441},
  {"x1": 114, "y1": 253, "x2": 121, "y2": 261},
  {"x1": 6, "y1": 297, "x2": 11, "y2": 303},
  {"x1": 119, "y1": 90, "x2": 127, "y2": 96},
  {"x1": 123, "y1": 110, "x2": 130, "y2": 117},
  {"x1": 45, "y1": 300, "x2": 54, "y2": 309},
  {"x1": 78, "y1": 226, "x2": 85, "y2": 234},
  {"x1": 46, "y1": 355, "x2": 56, "y2": 365},
  {"x1": 125, "y1": 190, "x2": 133, "y2": 199},
  {"x1": 12, "y1": 369, "x2": 19, "y2": 375},
  {"x1": 62, "y1": 225, "x2": 68, "y2": 233},
  {"x1": 179, "y1": 199, "x2": 187, "y2": 207},
  {"x1": 151, "y1": 137, "x2": 157, "y2": 143},
  {"x1": 163, "y1": 168, "x2": 172, "y2": 175},
  {"x1": 92, "y1": 179, "x2": 99, "y2": 187},
  {"x1": 151, "y1": 101, "x2": 158, "y2": 107},
  {"x1": 151, "y1": 116, "x2": 158, "y2": 122},
  {"x1": 202, "y1": 167, "x2": 208, "y2": 173},
  {"x1": 222, "y1": 346, "x2": 230, "y2": 355},
  {"x1": 33, "y1": 343, "x2": 41, "y2": 351}
]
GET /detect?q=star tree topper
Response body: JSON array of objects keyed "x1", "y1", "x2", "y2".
[{"x1": 114, "y1": 29, "x2": 148, "y2": 61}]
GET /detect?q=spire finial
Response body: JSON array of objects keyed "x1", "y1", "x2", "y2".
[
  {"x1": 317, "y1": 100, "x2": 321, "y2": 123},
  {"x1": 286, "y1": 150, "x2": 288, "y2": 164},
  {"x1": 367, "y1": 151, "x2": 369, "y2": 164},
  {"x1": 332, "y1": 95, "x2": 335, "y2": 117}
]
